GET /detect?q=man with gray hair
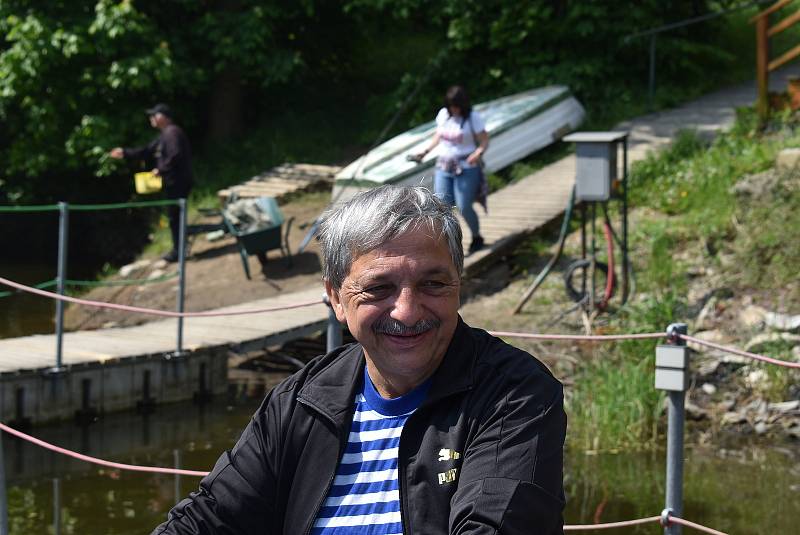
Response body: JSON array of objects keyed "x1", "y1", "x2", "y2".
[{"x1": 152, "y1": 185, "x2": 566, "y2": 535}]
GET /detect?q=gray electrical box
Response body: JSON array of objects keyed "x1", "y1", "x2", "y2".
[
  {"x1": 654, "y1": 345, "x2": 689, "y2": 392},
  {"x1": 564, "y1": 131, "x2": 628, "y2": 202}
]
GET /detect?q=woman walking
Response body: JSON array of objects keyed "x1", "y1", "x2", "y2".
[{"x1": 414, "y1": 85, "x2": 490, "y2": 254}]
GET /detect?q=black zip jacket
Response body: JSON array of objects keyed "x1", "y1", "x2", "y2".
[
  {"x1": 152, "y1": 318, "x2": 566, "y2": 534},
  {"x1": 124, "y1": 124, "x2": 193, "y2": 197}
]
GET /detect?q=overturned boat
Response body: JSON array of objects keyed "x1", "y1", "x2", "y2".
[{"x1": 333, "y1": 85, "x2": 585, "y2": 200}]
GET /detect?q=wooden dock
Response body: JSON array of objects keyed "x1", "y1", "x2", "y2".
[
  {"x1": 0, "y1": 287, "x2": 328, "y2": 424},
  {"x1": 0, "y1": 287, "x2": 327, "y2": 372}
]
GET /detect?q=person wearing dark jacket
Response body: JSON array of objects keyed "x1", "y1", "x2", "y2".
[
  {"x1": 151, "y1": 185, "x2": 566, "y2": 534},
  {"x1": 110, "y1": 103, "x2": 193, "y2": 262}
]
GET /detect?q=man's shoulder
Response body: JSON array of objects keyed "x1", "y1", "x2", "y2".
[
  {"x1": 250, "y1": 342, "x2": 363, "y2": 428},
  {"x1": 162, "y1": 123, "x2": 187, "y2": 139},
  {"x1": 267, "y1": 342, "x2": 362, "y2": 397},
  {"x1": 467, "y1": 325, "x2": 561, "y2": 396}
]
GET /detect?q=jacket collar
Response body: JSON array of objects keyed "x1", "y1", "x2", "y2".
[
  {"x1": 297, "y1": 316, "x2": 476, "y2": 425},
  {"x1": 296, "y1": 344, "x2": 365, "y2": 428},
  {"x1": 425, "y1": 316, "x2": 476, "y2": 405}
]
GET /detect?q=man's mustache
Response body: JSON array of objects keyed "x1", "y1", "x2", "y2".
[{"x1": 372, "y1": 317, "x2": 441, "y2": 336}]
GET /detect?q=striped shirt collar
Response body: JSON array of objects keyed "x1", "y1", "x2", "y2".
[{"x1": 362, "y1": 366, "x2": 432, "y2": 417}]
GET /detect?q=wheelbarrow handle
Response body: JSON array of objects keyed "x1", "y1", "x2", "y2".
[{"x1": 297, "y1": 219, "x2": 320, "y2": 254}]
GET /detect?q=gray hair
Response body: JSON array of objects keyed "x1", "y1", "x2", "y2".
[{"x1": 318, "y1": 185, "x2": 463, "y2": 289}]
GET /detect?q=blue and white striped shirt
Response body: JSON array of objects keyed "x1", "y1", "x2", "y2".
[{"x1": 311, "y1": 367, "x2": 431, "y2": 535}]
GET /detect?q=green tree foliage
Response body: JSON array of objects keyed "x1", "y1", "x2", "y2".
[
  {"x1": 2, "y1": 1, "x2": 166, "y2": 200},
  {"x1": 1, "y1": 0, "x2": 748, "y2": 204},
  {"x1": 0, "y1": 0, "x2": 758, "y2": 266},
  {"x1": 349, "y1": 0, "x2": 741, "y2": 123},
  {"x1": 0, "y1": 0, "x2": 306, "y2": 204},
  {"x1": 0, "y1": 0, "x2": 326, "y2": 266}
]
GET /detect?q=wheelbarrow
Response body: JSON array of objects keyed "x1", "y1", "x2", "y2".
[{"x1": 221, "y1": 196, "x2": 294, "y2": 280}]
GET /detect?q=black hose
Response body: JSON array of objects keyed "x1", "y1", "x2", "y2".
[
  {"x1": 563, "y1": 259, "x2": 609, "y2": 304},
  {"x1": 512, "y1": 186, "x2": 576, "y2": 314}
]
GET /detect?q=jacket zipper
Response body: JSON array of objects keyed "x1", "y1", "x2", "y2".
[{"x1": 298, "y1": 396, "x2": 349, "y2": 535}]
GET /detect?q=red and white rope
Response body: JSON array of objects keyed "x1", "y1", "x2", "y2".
[
  {"x1": 563, "y1": 515, "x2": 661, "y2": 530},
  {"x1": 0, "y1": 276, "x2": 322, "y2": 318},
  {"x1": 0, "y1": 422, "x2": 209, "y2": 477},
  {"x1": 3, "y1": 275, "x2": 797, "y2": 372},
  {"x1": 681, "y1": 333, "x2": 800, "y2": 369},
  {"x1": 489, "y1": 330, "x2": 664, "y2": 341},
  {"x1": 563, "y1": 514, "x2": 728, "y2": 533},
  {"x1": 668, "y1": 515, "x2": 729, "y2": 535}
]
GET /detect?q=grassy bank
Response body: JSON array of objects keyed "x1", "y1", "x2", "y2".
[{"x1": 562, "y1": 108, "x2": 800, "y2": 452}]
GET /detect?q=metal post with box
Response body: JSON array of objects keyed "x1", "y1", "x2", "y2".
[
  {"x1": 656, "y1": 323, "x2": 689, "y2": 535},
  {"x1": 562, "y1": 131, "x2": 630, "y2": 305}
]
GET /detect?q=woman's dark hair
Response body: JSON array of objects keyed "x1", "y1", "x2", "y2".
[{"x1": 444, "y1": 85, "x2": 472, "y2": 117}]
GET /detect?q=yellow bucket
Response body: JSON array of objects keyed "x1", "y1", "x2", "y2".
[{"x1": 134, "y1": 172, "x2": 162, "y2": 194}]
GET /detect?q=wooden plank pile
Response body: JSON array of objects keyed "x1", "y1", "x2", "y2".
[{"x1": 217, "y1": 163, "x2": 341, "y2": 204}]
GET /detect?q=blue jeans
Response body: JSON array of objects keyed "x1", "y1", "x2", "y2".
[{"x1": 434, "y1": 166, "x2": 481, "y2": 239}]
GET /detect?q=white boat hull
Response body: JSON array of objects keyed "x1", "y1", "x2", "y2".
[{"x1": 333, "y1": 86, "x2": 585, "y2": 201}]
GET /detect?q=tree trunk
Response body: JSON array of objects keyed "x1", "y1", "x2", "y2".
[{"x1": 207, "y1": 66, "x2": 244, "y2": 142}]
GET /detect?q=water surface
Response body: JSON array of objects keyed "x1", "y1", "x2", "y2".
[
  {"x1": 0, "y1": 264, "x2": 57, "y2": 339},
  {"x1": 3, "y1": 385, "x2": 797, "y2": 534}
]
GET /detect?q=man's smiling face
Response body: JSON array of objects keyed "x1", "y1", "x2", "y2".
[{"x1": 326, "y1": 226, "x2": 461, "y2": 397}]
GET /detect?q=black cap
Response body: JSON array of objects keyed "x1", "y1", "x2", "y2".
[{"x1": 145, "y1": 103, "x2": 173, "y2": 118}]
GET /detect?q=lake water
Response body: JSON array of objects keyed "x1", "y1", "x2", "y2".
[
  {"x1": 0, "y1": 264, "x2": 58, "y2": 339},
  {"x1": 2, "y1": 381, "x2": 797, "y2": 534}
]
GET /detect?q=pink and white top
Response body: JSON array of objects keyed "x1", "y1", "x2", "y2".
[{"x1": 435, "y1": 107, "x2": 486, "y2": 167}]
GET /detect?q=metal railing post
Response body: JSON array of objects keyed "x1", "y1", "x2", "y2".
[
  {"x1": 173, "y1": 449, "x2": 182, "y2": 505},
  {"x1": 54, "y1": 201, "x2": 69, "y2": 371},
  {"x1": 176, "y1": 199, "x2": 187, "y2": 355},
  {"x1": 588, "y1": 203, "x2": 596, "y2": 318},
  {"x1": 656, "y1": 323, "x2": 688, "y2": 535},
  {"x1": 53, "y1": 477, "x2": 61, "y2": 535},
  {"x1": 0, "y1": 432, "x2": 7, "y2": 535},
  {"x1": 323, "y1": 295, "x2": 343, "y2": 353}
]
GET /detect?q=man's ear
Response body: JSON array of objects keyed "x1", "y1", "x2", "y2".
[{"x1": 324, "y1": 280, "x2": 347, "y2": 324}]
